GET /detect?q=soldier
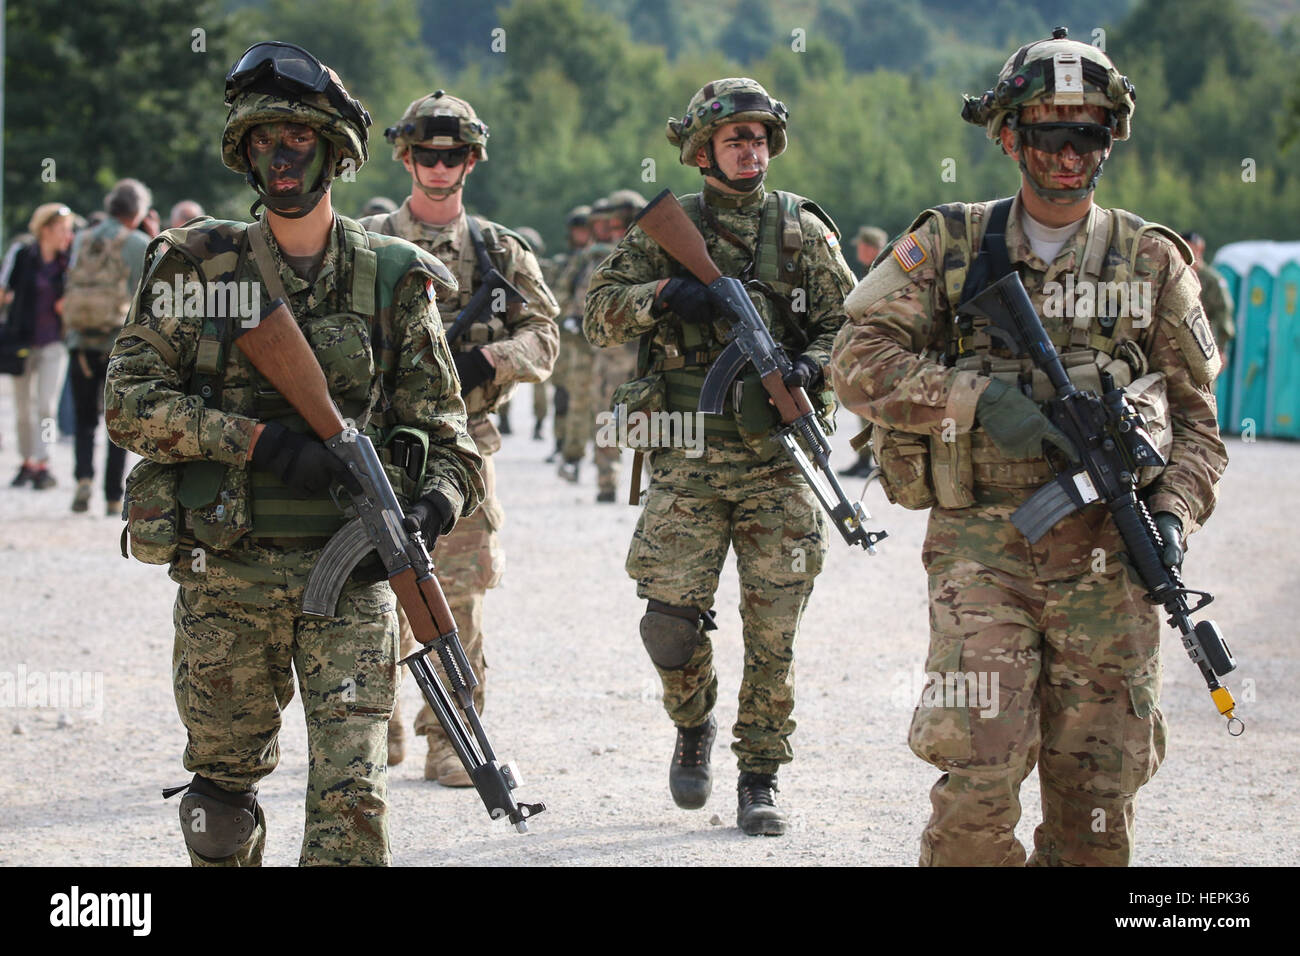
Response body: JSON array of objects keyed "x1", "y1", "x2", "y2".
[
  {"x1": 512, "y1": 226, "x2": 550, "y2": 440},
  {"x1": 853, "y1": 225, "x2": 888, "y2": 277},
  {"x1": 168, "y1": 200, "x2": 206, "y2": 229},
  {"x1": 556, "y1": 197, "x2": 608, "y2": 484},
  {"x1": 830, "y1": 29, "x2": 1228, "y2": 866},
  {"x1": 546, "y1": 204, "x2": 593, "y2": 459},
  {"x1": 585, "y1": 78, "x2": 852, "y2": 835},
  {"x1": 362, "y1": 90, "x2": 559, "y2": 783},
  {"x1": 1180, "y1": 231, "x2": 1235, "y2": 355},
  {"x1": 105, "y1": 42, "x2": 483, "y2": 865},
  {"x1": 568, "y1": 189, "x2": 644, "y2": 502}
]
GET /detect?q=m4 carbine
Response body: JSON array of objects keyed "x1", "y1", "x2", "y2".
[
  {"x1": 236, "y1": 298, "x2": 546, "y2": 830},
  {"x1": 960, "y1": 271, "x2": 1242, "y2": 734},
  {"x1": 632, "y1": 188, "x2": 887, "y2": 553}
]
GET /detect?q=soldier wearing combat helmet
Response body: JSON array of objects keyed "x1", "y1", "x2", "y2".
[
  {"x1": 361, "y1": 89, "x2": 559, "y2": 784},
  {"x1": 585, "y1": 78, "x2": 854, "y2": 834},
  {"x1": 831, "y1": 29, "x2": 1227, "y2": 865},
  {"x1": 105, "y1": 41, "x2": 483, "y2": 865}
]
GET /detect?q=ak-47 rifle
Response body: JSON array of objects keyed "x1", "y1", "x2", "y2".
[
  {"x1": 960, "y1": 271, "x2": 1243, "y2": 734},
  {"x1": 443, "y1": 217, "x2": 527, "y2": 346},
  {"x1": 632, "y1": 188, "x2": 887, "y2": 553},
  {"x1": 236, "y1": 299, "x2": 546, "y2": 829}
]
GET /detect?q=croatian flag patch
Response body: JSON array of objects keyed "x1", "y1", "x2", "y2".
[{"x1": 892, "y1": 233, "x2": 927, "y2": 272}]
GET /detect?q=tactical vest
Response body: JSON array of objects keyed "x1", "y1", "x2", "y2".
[
  {"x1": 884, "y1": 198, "x2": 1184, "y2": 505},
  {"x1": 126, "y1": 215, "x2": 440, "y2": 551},
  {"x1": 652, "y1": 190, "x2": 836, "y2": 449}
]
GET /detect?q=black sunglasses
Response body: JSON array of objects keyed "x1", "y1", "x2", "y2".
[
  {"x1": 226, "y1": 41, "x2": 371, "y2": 131},
  {"x1": 1017, "y1": 122, "x2": 1113, "y2": 155},
  {"x1": 412, "y1": 145, "x2": 472, "y2": 168}
]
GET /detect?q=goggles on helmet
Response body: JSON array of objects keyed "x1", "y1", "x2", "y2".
[
  {"x1": 384, "y1": 115, "x2": 486, "y2": 146},
  {"x1": 225, "y1": 41, "x2": 371, "y2": 131},
  {"x1": 411, "y1": 145, "x2": 472, "y2": 168},
  {"x1": 1015, "y1": 122, "x2": 1113, "y2": 155}
]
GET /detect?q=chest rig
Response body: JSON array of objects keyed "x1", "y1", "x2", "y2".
[
  {"x1": 933, "y1": 198, "x2": 1179, "y2": 492},
  {"x1": 652, "y1": 190, "x2": 827, "y2": 446},
  {"x1": 149, "y1": 216, "x2": 428, "y2": 544}
]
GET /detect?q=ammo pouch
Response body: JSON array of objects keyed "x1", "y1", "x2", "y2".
[
  {"x1": 121, "y1": 459, "x2": 183, "y2": 564},
  {"x1": 864, "y1": 425, "x2": 936, "y2": 511},
  {"x1": 610, "y1": 372, "x2": 667, "y2": 449},
  {"x1": 382, "y1": 425, "x2": 429, "y2": 505},
  {"x1": 179, "y1": 460, "x2": 252, "y2": 550}
]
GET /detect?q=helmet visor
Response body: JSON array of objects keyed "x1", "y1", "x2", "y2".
[{"x1": 1016, "y1": 122, "x2": 1112, "y2": 155}]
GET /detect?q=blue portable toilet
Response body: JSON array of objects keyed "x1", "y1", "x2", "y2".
[
  {"x1": 1213, "y1": 260, "x2": 1242, "y2": 432},
  {"x1": 1268, "y1": 258, "x2": 1300, "y2": 439}
]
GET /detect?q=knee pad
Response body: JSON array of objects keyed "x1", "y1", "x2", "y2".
[
  {"x1": 177, "y1": 774, "x2": 259, "y2": 861},
  {"x1": 640, "y1": 601, "x2": 713, "y2": 669}
]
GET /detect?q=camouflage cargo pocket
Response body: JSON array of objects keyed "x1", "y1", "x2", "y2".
[
  {"x1": 122, "y1": 459, "x2": 182, "y2": 565},
  {"x1": 610, "y1": 374, "x2": 666, "y2": 449},
  {"x1": 908, "y1": 639, "x2": 973, "y2": 767},
  {"x1": 873, "y1": 425, "x2": 938, "y2": 511},
  {"x1": 1120, "y1": 654, "x2": 1167, "y2": 791},
  {"x1": 182, "y1": 462, "x2": 252, "y2": 551}
]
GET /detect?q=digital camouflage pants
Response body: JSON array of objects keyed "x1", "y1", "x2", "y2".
[
  {"x1": 912, "y1": 504, "x2": 1167, "y2": 866},
  {"x1": 173, "y1": 581, "x2": 398, "y2": 866},
  {"x1": 627, "y1": 442, "x2": 828, "y2": 774}
]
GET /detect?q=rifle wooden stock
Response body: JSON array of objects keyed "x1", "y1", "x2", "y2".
[
  {"x1": 388, "y1": 566, "x2": 459, "y2": 645},
  {"x1": 633, "y1": 189, "x2": 723, "y2": 284},
  {"x1": 235, "y1": 298, "x2": 347, "y2": 442}
]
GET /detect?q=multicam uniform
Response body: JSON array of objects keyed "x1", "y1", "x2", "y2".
[
  {"x1": 831, "y1": 33, "x2": 1228, "y2": 866},
  {"x1": 360, "y1": 200, "x2": 558, "y2": 768},
  {"x1": 1195, "y1": 260, "x2": 1235, "y2": 355},
  {"x1": 108, "y1": 206, "x2": 481, "y2": 865},
  {"x1": 585, "y1": 179, "x2": 852, "y2": 774}
]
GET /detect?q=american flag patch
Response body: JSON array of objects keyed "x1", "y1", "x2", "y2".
[{"x1": 892, "y1": 233, "x2": 927, "y2": 272}]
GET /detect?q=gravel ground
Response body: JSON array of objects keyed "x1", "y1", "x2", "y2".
[{"x1": 1, "y1": 387, "x2": 1296, "y2": 867}]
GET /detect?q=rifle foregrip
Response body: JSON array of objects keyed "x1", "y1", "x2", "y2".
[{"x1": 1109, "y1": 497, "x2": 1175, "y2": 600}]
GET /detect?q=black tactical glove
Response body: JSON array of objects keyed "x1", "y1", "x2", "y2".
[
  {"x1": 782, "y1": 355, "x2": 823, "y2": 392},
  {"x1": 654, "y1": 277, "x2": 714, "y2": 325},
  {"x1": 403, "y1": 490, "x2": 455, "y2": 542},
  {"x1": 1153, "y1": 511, "x2": 1184, "y2": 571},
  {"x1": 251, "y1": 422, "x2": 360, "y2": 497},
  {"x1": 975, "y1": 378, "x2": 1079, "y2": 462},
  {"x1": 453, "y1": 348, "x2": 495, "y2": 394}
]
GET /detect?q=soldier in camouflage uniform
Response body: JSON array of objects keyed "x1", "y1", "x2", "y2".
[
  {"x1": 830, "y1": 30, "x2": 1227, "y2": 866},
  {"x1": 556, "y1": 198, "x2": 608, "y2": 483},
  {"x1": 105, "y1": 43, "x2": 483, "y2": 866},
  {"x1": 585, "y1": 78, "x2": 853, "y2": 835},
  {"x1": 1181, "y1": 232, "x2": 1235, "y2": 355},
  {"x1": 546, "y1": 205, "x2": 593, "y2": 460},
  {"x1": 511, "y1": 226, "x2": 552, "y2": 439},
  {"x1": 361, "y1": 90, "x2": 559, "y2": 784},
  {"x1": 566, "y1": 189, "x2": 644, "y2": 502}
]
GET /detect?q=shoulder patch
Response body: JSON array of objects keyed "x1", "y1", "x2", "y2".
[{"x1": 892, "y1": 233, "x2": 927, "y2": 272}]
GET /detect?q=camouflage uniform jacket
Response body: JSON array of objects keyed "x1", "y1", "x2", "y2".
[
  {"x1": 105, "y1": 213, "x2": 485, "y2": 603},
  {"x1": 360, "y1": 198, "x2": 559, "y2": 452},
  {"x1": 1195, "y1": 260, "x2": 1235, "y2": 354},
  {"x1": 830, "y1": 195, "x2": 1228, "y2": 563},
  {"x1": 584, "y1": 183, "x2": 855, "y2": 457}
]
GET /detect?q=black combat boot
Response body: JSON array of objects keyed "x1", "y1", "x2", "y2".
[
  {"x1": 737, "y1": 771, "x2": 786, "y2": 836},
  {"x1": 669, "y1": 714, "x2": 716, "y2": 810}
]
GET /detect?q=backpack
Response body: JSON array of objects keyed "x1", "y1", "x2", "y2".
[{"x1": 61, "y1": 228, "x2": 133, "y2": 333}]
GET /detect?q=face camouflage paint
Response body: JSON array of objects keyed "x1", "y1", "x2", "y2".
[{"x1": 247, "y1": 123, "x2": 327, "y2": 198}]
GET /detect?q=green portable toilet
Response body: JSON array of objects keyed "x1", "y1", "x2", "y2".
[{"x1": 1268, "y1": 259, "x2": 1300, "y2": 439}]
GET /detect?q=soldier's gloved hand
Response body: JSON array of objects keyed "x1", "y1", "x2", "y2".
[
  {"x1": 453, "y1": 348, "x2": 494, "y2": 394},
  {"x1": 654, "y1": 277, "x2": 714, "y2": 325},
  {"x1": 975, "y1": 379, "x2": 1080, "y2": 462},
  {"x1": 251, "y1": 422, "x2": 361, "y2": 497},
  {"x1": 1153, "y1": 511, "x2": 1184, "y2": 571},
  {"x1": 782, "y1": 355, "x2": 823, "y2": 392},
  {"x1": 403, "y1": 490, "x2": 455, "y2": 543}
]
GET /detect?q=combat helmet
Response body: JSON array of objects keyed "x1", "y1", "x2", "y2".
[
  {"x1": 602, "y1": 189, "x2": 646, "y2": 219},
  {"x1": 666, "y1": 78, "x2": 788, "y2": 192},
  {"x1": 962, "y1": 27, "x2": 1135, "y2": 200},
  {"x1": 384, "y1": 90, "x2": 488, "y2": 200},
  {"x1": 222, "y1": 41, "x2": 371, "y2": 218},
  {"x1": 565, "y1": 204, "x2": 592, "y2": 228}
]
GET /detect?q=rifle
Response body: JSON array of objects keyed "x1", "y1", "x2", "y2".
[
  {"x1": 236, "y1": 299, "x2": 546, "y2": 830},
  {"x1": 444, "y1": 217, "x2": 527, "y2": 346},
  {"x1": 960, "y1": 271, "x2": 1243, "y2": 734},
  {"x1": 631, "y1": 189, "x2": 887, "y2": 553}
]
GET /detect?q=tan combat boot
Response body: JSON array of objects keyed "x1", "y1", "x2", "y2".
[
  {"x1": 387, "y1": 698, "x2": 406, "y2": 766},
  {"x1": 424, "y1": 736, "x2": 472, "y2": 787}
]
